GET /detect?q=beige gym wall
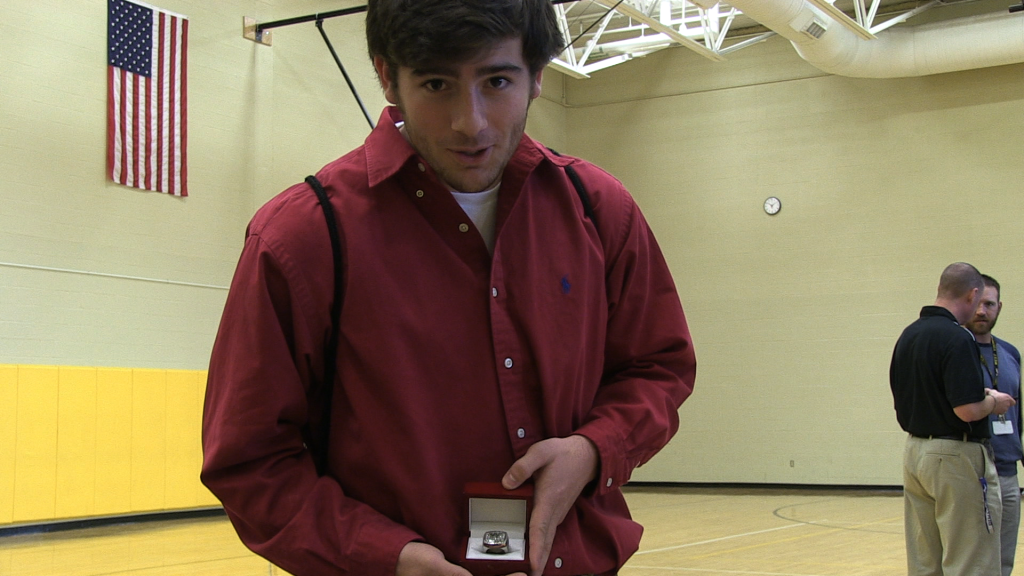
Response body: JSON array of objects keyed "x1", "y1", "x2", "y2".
[
  {"x1": 561, "y1": 31, "x2": 1024, "y2": 485},
  {"x1": 2, "y1": 0, "x2": 262, "y2": 370}
]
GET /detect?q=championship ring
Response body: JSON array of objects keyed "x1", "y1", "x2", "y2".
[{"x1": 482, "y1": 530, "x2": 510, "y2": 554}]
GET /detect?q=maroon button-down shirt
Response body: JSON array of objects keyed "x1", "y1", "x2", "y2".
[{"x1": 202, "y1": 107, "x2": 696, "y2": 576}]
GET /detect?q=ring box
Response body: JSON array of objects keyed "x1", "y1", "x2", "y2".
[{"x1": 462, "y1": 482, "x2": 533, "y2": 574}]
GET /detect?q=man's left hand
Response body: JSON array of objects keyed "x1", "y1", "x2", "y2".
[{"x1": 502, "y1": 435, "x2": 600, "y2": 576}]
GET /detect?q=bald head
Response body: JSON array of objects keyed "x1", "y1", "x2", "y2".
[
  {"x1": 935, "y1": 262, "x2": 983, "y2": 324},
  {"x1": 937, "y1": 262, "x2": 983, "y2": 299}
]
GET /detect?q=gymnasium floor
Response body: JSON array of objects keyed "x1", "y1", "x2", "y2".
[{"x1": 0, "y1": 485, "x2": 908, "y2": 575}]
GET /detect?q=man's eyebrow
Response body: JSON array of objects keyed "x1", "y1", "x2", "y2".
[
  {"x1": 477, "y1": 63, "x2": 525, "y2": 76},
  {"x1": 410, "y1": 65, "x2": 458, "y2": 77},
  {"x1": 409, "y1": 62, "x2": 525, "y2": 77}
]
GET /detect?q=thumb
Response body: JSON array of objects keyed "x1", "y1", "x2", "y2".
[{"x1": 503, "y1": 444, "x2": 549, "y2": 490}]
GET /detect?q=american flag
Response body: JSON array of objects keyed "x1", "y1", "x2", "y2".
[{"x1": 107, "y1": 0, "x2": 188, "y2": 196}]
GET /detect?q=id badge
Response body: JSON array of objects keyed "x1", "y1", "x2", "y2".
[{"x1": 993, "y1": 419, "x2": 1015, "y2": 435}]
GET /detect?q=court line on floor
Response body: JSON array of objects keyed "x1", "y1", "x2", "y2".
[
  {"x1": 635, "y1": 523, "x2": 807, "y2": 555},
  {"x1": 625, "y1": 566, "x2": 834, "y2": 576},
  {"x1": 773, "y1": 498, "x2": 903, "y2": 534},
  {"x1": 683, "y1": 515, "x2": 903, "y2": 561}
]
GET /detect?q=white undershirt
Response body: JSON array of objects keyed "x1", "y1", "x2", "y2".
[
  {"x1": 397, "y1": 122, "x2": 500, "y2": 253},
  {"x1": 450, "y1": 184, "x2": 500, "y2": 254}
]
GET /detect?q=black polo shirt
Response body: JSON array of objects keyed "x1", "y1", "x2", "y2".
[{"x1": 890, "y1": 305, "x2": 988, "y2": 438}]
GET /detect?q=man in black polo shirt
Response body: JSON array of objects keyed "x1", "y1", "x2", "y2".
[{"x1": 891, "y1": 262, "x2": 1016, "y2": 576}]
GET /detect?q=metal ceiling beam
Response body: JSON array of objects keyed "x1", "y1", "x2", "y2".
[
  {"x1": 868, "y1": 0, "x2": 939, "y2": 34},
  {"x1": 591, "y1": 0, "x2": 726, "y2": 61},
  {"x1": 866, "y1": 0, "x2": 883, "y2": 27},
  {"x1": 579, "y1": 8, "x2": 618, "y2": 67},
  {"x1": 549, "y1": 58, "x2": 591, "y2": 78},
  {"x1": 803, "y1": 0, "x2": 878, "y2": 39}
]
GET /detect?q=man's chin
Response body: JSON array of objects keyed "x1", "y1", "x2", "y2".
[{"x1": 441, "y1": 170, "x2": 501, "y2": 193}]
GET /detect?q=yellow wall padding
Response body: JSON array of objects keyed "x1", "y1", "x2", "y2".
[
  {"x1": 1, "y1": 364, "x2": 17, "y2": 524},
  {"x1": 0, "y1": 365, "x2": 220, "y2": 527}
]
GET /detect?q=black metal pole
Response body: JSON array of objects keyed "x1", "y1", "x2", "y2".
[
  {"x1": 316, "y1": 19, "x2": 376, "y2": 130},
  {"x1": 255, "y1": 0, "x2": 579, "y2": 33},
  {"x1": 256, "y1": 6, "x2": 367, "y2": 33}
]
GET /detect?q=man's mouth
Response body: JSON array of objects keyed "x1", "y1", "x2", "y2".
[{"x1": 451, "y1": 146, "x2": 492, "y2": 163}]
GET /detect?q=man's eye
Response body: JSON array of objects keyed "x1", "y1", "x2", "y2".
[
  {"x1": 488, "y1": 77, "x2": 510, "y2": 88},
  {"x1": 424, "y1": 79, "x2": 446, "y2": 91}
]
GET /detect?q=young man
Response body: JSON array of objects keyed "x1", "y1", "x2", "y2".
[
  {"x1": 890, "y1": 262, "x2": 1016, "y2": 576},
  {"x1": 966, "y1": 275, "x2": 1024, "y2": 576},
  {"x1": 201, "y1": 2, "x2": 697, "y2": 575}
]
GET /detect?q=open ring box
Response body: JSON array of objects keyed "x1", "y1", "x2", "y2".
[{"x1": 463, "y1": 481, "x2": 533, "y2": 574}]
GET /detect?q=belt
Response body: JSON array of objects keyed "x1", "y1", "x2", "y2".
[{"x1": 911, "y1": 433, "x2": 989, "y2": 444}]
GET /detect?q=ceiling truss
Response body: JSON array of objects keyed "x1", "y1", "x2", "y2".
[{"x1": 550, "y1": 0, "x2": 943, "y2": 78}]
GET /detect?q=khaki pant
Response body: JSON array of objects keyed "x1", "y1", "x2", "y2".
[
  {"x1": 904, "y1": 435, "x2": 1002, "y2": 576},
  {"x1": 998, "y1": 474, "x2": 1020, "y2": 576}
]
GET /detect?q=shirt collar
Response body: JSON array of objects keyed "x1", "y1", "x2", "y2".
[
  {"x1": 364, "y1": 106, "x2": 574, "y2": 189},
  {"x1": 920, "y1": 305, "x2": 959, "y2": 323},
  {"x1": 365, "y1": 107, "x2": 418, "y2": 188}
]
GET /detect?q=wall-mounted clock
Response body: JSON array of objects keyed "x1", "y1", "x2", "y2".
[{"x1": 764, "y1": 196, "x2": 781, "y2": 215}]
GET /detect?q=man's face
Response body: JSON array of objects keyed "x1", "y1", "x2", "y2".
[
  {"x1": 967, "y1": 285, "x2": 1002, "y2": 336},
  {"x1": 374, "y1": 37, "x2": 542, "y2": 193}
]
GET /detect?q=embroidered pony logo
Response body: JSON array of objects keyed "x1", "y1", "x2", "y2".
[{"x1": 560, "y1": 276, "x2": 571, "y2": 295}]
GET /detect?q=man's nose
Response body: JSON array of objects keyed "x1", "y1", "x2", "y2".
[{"x1": 451, "y1": 89, "x2": 487, "y2": 136}]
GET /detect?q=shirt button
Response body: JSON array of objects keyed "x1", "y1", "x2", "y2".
[
  {"x1": 517, "y1": 428, "x2": 525, "y2": 439},
  {"x1": 606, "y1": 477, "x2": 613, "y2": 488},
  {"x1": 416, "y1": 190, "x2": 424, "y2": 198},
  {"x1": 459, "y1": 223, "x2": 470, "y2": 233},
  {"x1": 491, "y1": 287, "x2": 498, "y2": 298},
  {"x1": 417, "y1": 163, "x2": 426, "y2": 172},
  {"x1": 504, "y1": 358, "x2": 513, "y2": 369},
  {"x1": 554, "y1": 558, "x2": 563, "y2": 569}
]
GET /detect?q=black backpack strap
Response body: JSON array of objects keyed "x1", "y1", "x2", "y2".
[
  {"x1": 563, "y1": 164, "x2": 596, "y2": 224},
  {"x1": 305, "y1": 175, "x2": 343, "y2": 477},
  {"x1": 547, "y1": 148, "x2": 598, "y2": 234}
]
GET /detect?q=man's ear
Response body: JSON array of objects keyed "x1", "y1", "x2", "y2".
[
  {"x1": 373, "y1": 56, "x2": 398, "y2": 105},
  {"x1": 530, "y1": 68, "x2": 543, "y2": 100}
]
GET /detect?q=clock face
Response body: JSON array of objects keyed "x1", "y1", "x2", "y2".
[{"x1": 764, "y1": 196, "x2": 781, "y2": 215}]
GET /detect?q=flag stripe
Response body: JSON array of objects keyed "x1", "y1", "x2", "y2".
[
  {"x1": 107, "y1": 0, "x2": 187, "y2": 196},
  {"x1": 156, "y1": 13, "x2": 165, "y2": 193},
  {"x1": 107, "y1": 67, "x2": 115, "y2": 181},
  {"x1": 120, "y1": 70, "x2": 129, "y2": 186},
  {"x1": 132, "y1": 72, "x2": 141, "y2": 187},
  {"x1": 168, "y1": 15, "x2": 177, "y2": 196},
  {"x1": 179, "y1": 18, "x2": 188, "y2": 196}
]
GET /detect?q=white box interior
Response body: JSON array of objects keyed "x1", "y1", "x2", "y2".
[{"x1": 465, "y1": 497, "x2": 528, "y2": 561}]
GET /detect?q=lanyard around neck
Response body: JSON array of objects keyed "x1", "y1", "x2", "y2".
[{"x1": 980, "y1": 337, "x2": 1000, "y2": 391}]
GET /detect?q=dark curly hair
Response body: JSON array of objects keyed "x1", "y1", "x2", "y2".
[{"x1": 366, "y1": 0, "x2": 565, "y2": 81}]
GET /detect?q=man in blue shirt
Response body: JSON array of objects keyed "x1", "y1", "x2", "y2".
[{"x1": 967, "y1": 274, "x2": 1024, "y2": 576}]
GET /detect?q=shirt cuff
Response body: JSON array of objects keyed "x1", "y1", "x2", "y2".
[{"x1": 574, "y1": 421, "x2": 635, "y2": 496}]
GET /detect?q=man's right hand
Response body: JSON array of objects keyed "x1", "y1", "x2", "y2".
[
  {"x1": 396, "y1": 542, "x2": 527, "y2": 576},
  {"x1": 989, "y1": 389, "x2": 1016, "y2": 415}
]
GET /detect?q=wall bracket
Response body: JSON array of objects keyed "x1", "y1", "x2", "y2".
[{"x1": 243, "y1": 17, "x2": 273, "y2": 46}]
